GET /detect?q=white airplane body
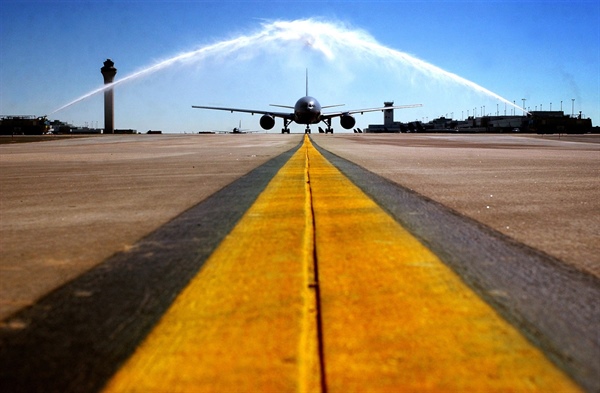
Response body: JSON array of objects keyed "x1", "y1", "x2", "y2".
[{"x1": 193, "y1": 72, "x2": 422, "y2": 134}]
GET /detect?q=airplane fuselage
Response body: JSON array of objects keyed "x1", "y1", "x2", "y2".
[{"x1": 294, "y1": 96, "x2": 322, "y2": 124}]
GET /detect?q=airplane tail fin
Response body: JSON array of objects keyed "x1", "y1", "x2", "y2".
[{"x1": 306, "y1": 68, "x2": 308, "y2": 96}]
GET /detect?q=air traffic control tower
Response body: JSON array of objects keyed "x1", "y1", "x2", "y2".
[
  {"x1": 384, "y1": 101, "x2": 394, "y2": 127},
  {"x1": 101, "y1": 59, "x2": 117, "y2": 134}
]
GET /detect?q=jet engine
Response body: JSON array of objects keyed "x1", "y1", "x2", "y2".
[
  {"x1": 259, "y1": 114, "x2": 275, "y2": 130},
  {"x1": 340, "y1": 114, "x2": 356, "y2": 129}
]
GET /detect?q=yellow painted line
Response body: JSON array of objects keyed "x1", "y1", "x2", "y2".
[
  {"x1": 305, "y1": 136, "x2": 579, "y2": 392},
  {"x1": 103, "y1": 140, "x2": 321, "y2": 392},
  {"x1": 103, "y1": 135, "x2": 579, "y2": 392}
]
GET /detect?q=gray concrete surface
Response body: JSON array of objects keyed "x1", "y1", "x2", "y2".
[
  {"x1": 314, "y1": 140, "x2": 599, "y2": 391},
  {"x1": 313, "y1": 133, "x2": 599, "y2": 278},
  {"x1": 1, "y1": 133, "x2": 598, "y2": 323},
  {"x1": 0, "y1": 134, "x2": 302, "y2": 320}
]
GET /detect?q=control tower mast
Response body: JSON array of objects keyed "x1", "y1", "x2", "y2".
[{"x1": 100, "y1": 59, "x2": 117, "y2": 134}]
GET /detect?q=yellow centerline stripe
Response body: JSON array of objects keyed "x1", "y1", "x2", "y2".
[
  {"x1": 305, "y1": 136, "x2": 578, "y2": 392},
  {"x1": 103, "y1": 139, "x2": 321, "y2": 392},
  {"x1": 103, "y1": 135, "x2": 579, "y2": 392}
]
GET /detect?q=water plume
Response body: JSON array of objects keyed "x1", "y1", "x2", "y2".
[{"x1": 50, "y1": 18, "x2": 526, "y2": 115}]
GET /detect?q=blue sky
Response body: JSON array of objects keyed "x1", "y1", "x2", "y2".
[{"x1": 1, "y1": 0, "x2": 598, "y2": 133}]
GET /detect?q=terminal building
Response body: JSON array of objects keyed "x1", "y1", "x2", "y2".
[
  {"x1": 365, "y1": 103, "x2": 595, "y2": 134},
  {"x1": 0, "y1": 117, "x2": 137, "y2": 135}
]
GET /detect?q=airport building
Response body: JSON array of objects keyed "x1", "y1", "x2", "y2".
[
  {"x1": 365, "y1": 105, "x2": 595, "y2": 134},
  {"x1": 0, "y1": 116, "x2": 49, "y2": 135}
]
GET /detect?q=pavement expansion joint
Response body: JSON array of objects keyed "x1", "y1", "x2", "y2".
[{"x1": 303, "y1": 140, "x2": 328, "y2": 393}]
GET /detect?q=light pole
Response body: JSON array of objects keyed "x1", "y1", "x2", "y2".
[
  {"x1": 522, "y1": 98, "x2": 526, "y2": 116},
  {"x1": 571, "y1": 99, "x2": 575, "y2": 117}
]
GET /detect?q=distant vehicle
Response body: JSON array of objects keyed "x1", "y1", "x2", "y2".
[
  {"x1": 0, "y1": 116, "x2": 48, "y2": 135},
  {"x1": 193, "y1": 70, "x2": 421, "y2": 134},
  {"x1": 512, "y1": 128, "x2": 520, "y2": 132}
]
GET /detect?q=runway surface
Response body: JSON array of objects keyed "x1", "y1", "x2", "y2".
[{"x1": 0, "y1": 133, "x2": 598, "y2": 392}]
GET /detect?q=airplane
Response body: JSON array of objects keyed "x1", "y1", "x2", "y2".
[
  {"x1": 231, "y1": 120, "x2": 247, "y2": 134},
  {"x1": 214, "y1": 120, "x2": 258, "y2": 134},
  {"x1": 192, "y1": 71, "x2": 422, "y2": 134}
]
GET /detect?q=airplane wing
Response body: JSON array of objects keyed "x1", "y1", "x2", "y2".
[
  {"x1": 192, "y1": 105, "x2": 294, "y2": 120},
  {"x1": 268, "y1": 104, "x2": 346, "y2": 110},
  {"x1": 322, "y1": 104, "x2": 423, "y2": 119}
]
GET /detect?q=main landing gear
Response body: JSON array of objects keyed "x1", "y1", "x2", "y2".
[
  {"x1": 323, "y1": 118, "x2": 334, "y2": 134},
  {"x1": 281, "y1": 119, "x2": 291, "y2": 134}
]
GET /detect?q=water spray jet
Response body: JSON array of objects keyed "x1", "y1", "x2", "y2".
[{"x1": 50, "y1": 19, "x2": 528, "y2": 117}]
